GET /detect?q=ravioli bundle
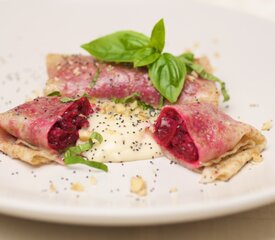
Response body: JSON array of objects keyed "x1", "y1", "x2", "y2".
[
  {"x1": 44, "y1": 54, "x2": 219, "y2": 107},
  {"x1": 152, "y1": 102, "x2": 266, "y2": 182},
  {"x1": 0, "y1": 96, "x2": 92, "y2": 165},
  {"x1": 45, "y1": 54, "x2": 162, "y2": 107}
]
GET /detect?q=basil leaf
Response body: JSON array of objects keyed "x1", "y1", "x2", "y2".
[
  {"x1": 47, "y1": 91, "x2": 61, "y2": 97},
  {"x1": 67, "y1": 142, "x2": 92, "y2": 155},
  {"x1": 149, "y1": 53, "x2": 186, "y2": 103},
  {"x1": 64, "y1": 155, "x2": 108, "y2": 172},
  {"x1": 150, "y1": 18, "x2": 165, "y2": 53},
  {"x1": 178, "y1": 54, "x2": 230, "y2": 102},
  {"x1": 90, "y1": 131, "x2": 103, "y2": 144},
  {"x1": 81, "y1": 31, "x2": 150, "y2": 63},
  {"x1": 133, "y1": 47, "x2": 160, "y2": 67},
  {"x1": 64, "y1": 132, "x2": 107, "y2": 172},
  {"x1": 178, "y1": 52, "x2": 194, "y2": 73}
]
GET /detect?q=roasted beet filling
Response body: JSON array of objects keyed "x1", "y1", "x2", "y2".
[
  {"x1": 48, "y1": 98, "x2": 92, "y2": 151},
  {"x1": 154, "y1": 109, "x2": 198, "y2": 162}
]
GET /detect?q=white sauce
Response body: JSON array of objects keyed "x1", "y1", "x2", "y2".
[{"x1": 78, "y1": 110, "x2": 162, "y2": 163}]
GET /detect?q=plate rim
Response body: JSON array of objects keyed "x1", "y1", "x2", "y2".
[{"x1": 0, "y1": 187, "x2": 274, "y2": 226}]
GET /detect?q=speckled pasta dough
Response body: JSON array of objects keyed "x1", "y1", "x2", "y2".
[
  {"x1": 0, "y1": 96, "x2": 92, "y2": 164},
  {"x1": 152, "y1": 102, "x2": 266, "y2": 181},
  {"x1": 44, "y1": 54, "x2": 219, "y2": 106}
]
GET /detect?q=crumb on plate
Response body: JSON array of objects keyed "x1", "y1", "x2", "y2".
[
  {"x1": 49, "y1": 182, "x2": 57, "y2": 193},
  {"x1": 169, "y1": 187, "x2": 178, "y2": 193},
  {"x1": 90, "y1": 176, "x2": 97, "y2": 185},
  {"x1": 249, "y1": 103, "x2": 259, "y2": 108},
  {"x1": 130, "y1": 175, "x2": 147, "y2": 197},
  {"x1": 261, "y1": 120, "x2": 272, "y2": 131},
  {"x1": 71, "y1": 182, "x2": 84, "y2": 192}
]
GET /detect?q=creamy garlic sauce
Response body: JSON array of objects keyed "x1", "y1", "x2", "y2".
[{"x1": 77, "y1": 101, "x2": 163, "y2": 163}]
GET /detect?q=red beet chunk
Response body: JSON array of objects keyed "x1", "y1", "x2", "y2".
[
  {"x1": 154, "y1": 108, "x2": 198, "y2": 162},
  {"x1": 48, "y1": 97, "x2": 92, "y2": 151}
]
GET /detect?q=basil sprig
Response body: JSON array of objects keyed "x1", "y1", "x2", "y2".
[
  {"x1": 64, "y1": 132, "x2": 108, "y2": 172},
  {"x1": 81, "y1": 19, "x2": 229, "y2": 103}
]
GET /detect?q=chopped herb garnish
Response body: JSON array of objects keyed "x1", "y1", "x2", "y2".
[
  {"x1": 47, "y1": 91, "x2": 61, "y2": 97},
  {"x1": 90, "y1": 131, "x2": 103, "y2": 144},
  {"x1": 178, "y1": 53, "x2": 230, "y2": 101},
  {"x1": 81, "y1": 19, "x2": 230, "y2": 103},
  {"x1": 158, "y1": 95, "x2": 164, "y2": 108},
  {"x1": 60, "y1": 97, "x2": 77, "y2": 103},
  {"x1": 113, "y1": 93, "x2": 140, "y2": 104},
  {"x1": 60, "y1": 93, "x2": 91, "y2": 103},
  {"x1": 82, "y1": 92, "x2": 92, "y2": 99},
  {"x1": 90, "y1": 68, "x2": 101, "y2": 88},
  {"x1": 64, "y1": 132, "x2": 108, "y2": 172},
  {"x1": 112, "y1": 93, "x2": 152, "y2": 110}
]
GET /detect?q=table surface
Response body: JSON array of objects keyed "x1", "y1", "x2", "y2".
[{"x1": 1, "y1": 0, "x2": 275, "y2": 239}]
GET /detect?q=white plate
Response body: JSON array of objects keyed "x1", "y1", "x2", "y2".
[{"x1": 0, "y1": 0, "x2": 274, "y2": 226}]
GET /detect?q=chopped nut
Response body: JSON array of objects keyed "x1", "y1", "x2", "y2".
[
  {"x1": 129, "y1": 101, "x2": 138, "y2": 109},
  {"x1": 192, "y1": 42, "x2": 199, "y2": 49},
  {"x1": 190, "y1": 71, "x2": 198, "y2": 78},
  {"x1": 249, "y1": 103, "x2": 259, "y2": 108},
  {"x1": 79, "y1": 129, "x2": 92, "y2": 141},
  {"x1": 213, "y1": 51, "x2": 220, "y2": 59},
  {"x1": 73, "y1": 67, "x2": 81, "y2": 76},
  {"x1": 261, "y1": 120, "x2": 272, "y2": 131},
  {"x1": 49, "y1": 182, "x2": 57, "y2": 193},
  {"x1": 130, "y1": 176, "x2": 147, "y2": 196},
  {"x1": 106, "y1": 65, "x2": 114, "y2": 72},
  {"x1": 133, "y1": 108, "x2": 141, "y2": 115},
  {"x1": 169, "y1": 187, "x2": 178, "y2": 193},
  {"x1": 106, "y1": 129, "x2": 117, "y2": 135},
  {"x1": 195, "y1": 56, "x2": 213, "y2": 73},
  {"x1": 71, "y1": 182, "x2": 84, "y2": 192},
  {"x1": 31, "y1": 89, "x2": 42, "y2": 98},
  {"x1": 90, "y1": 176, "x2": 97, "y2": 185},
  {"x1": 101, "y1": 102, "x2": 115, "y2": 114},
  {"x1": 139, "y1": 110, "x2": 150, "y2": 120},
  {"x1": 186, "y1": 74, "x2": 196, "y2": 82},
  {"x1": 115, "y1": 103, "x2": 125, "y2": 114}
]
